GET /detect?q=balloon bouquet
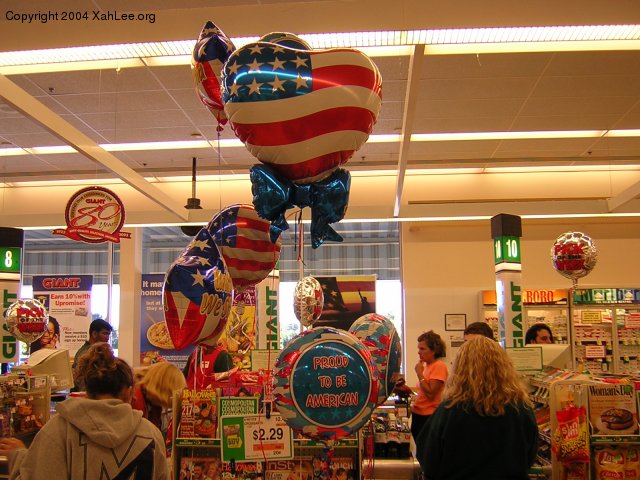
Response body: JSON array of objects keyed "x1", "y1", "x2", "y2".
[
  {"x1": 188, "y1": 21, "x2": 396, "y2": 450},
  {"x1": 193, "y1": 21, "x2": 382, "y2": 248}
]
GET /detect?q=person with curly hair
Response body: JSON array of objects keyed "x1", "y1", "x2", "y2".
[
  {"x1": 411, "y1": 330, "x2": 448, "y2": 442},
  {"x1": 525, "y1": 323, "x2": 554, "y2": 344},
  {"x1": 416, "y1": 335, "x2": 538, "y2": 479},
  {"x1": 132, "y1": 361, "x2": 187, "y2": 431},
  {"x1": 0, "y1": 343, "x2": 169, "y2": 479}
]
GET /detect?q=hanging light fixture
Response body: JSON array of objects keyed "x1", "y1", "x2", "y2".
[{"x1": 181, "y1": 157, "x2": 203, "y2": 236}]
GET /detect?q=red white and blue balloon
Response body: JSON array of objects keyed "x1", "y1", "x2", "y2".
[
  {"x1": 221, "y1": 32, "x2": 382, "y2": 184},
  {"x1": 163, "y1": 229, "x2": 233, "y2": 350},
  {"x1": 273, "y1": 327, "x2": 379, "y2": 443},
  {"x1": 192, "y1": 21, "x2": 236, "y2": 126},
  {"x1": 349, "y1": 313, "x2": 402, "y2": 405},
  {"x1": 207, "y1": 204, "x2": 281, "y2": 292},
  {"x1": 294, "y1": 276, "x2": 324, "y2": 327}
]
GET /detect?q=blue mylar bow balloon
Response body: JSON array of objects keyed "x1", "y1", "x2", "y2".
[{"x1": 250, "y1": 164, "x2": 351, "y2": 249}]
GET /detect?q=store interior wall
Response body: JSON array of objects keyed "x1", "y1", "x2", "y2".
[{"x1": 401, "y1": 219, "x2": 640, "y2": 386}]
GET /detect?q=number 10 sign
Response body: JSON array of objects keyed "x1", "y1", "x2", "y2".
[{"x1": 220, "y1": 414, "x2": 293, "y2": 462}]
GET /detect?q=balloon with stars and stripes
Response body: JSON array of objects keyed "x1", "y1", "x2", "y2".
[
  {"x1": 349, "y1": 313, "x2": 402, "y2": 405},
  {"x1": 221, "y1": 32, "x2": 382, "y2": 184},
  {"x1": 207, "y1": 204, "x2": 282, "y2": 292},
  {"x1": 163, "y1": 229, "x2": 233, "y2": 350}
]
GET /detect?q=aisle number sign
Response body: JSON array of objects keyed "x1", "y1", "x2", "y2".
[
  {"x1": 220, "y1": 414, "x2": 293, "y2": 462},
  {"x1": 494, "y1": 236, "x2": 521, "y2": 264},
  {"x1": 0, "y1": 247, "x2": 20, "y2": 274}
]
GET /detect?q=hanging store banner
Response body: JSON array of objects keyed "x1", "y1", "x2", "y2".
[
  {"x1": 52, "y1": 186, "x2": 131, "y2": 244},
  {"x1": 32, "y1": 274, "x2": 92, "y2": 356},
  {"x1": 256, "y1": 271, "x2": 279, "y2": 351},
  {"x1": 315, "y1": 275, "x2": 376, "y2": 331},
  {"x1": 140, "y1": 273, "x2": 194, "y2": 369},
  {"x1": 0, "y1": 280, "x2": 19, "y2": 362}
]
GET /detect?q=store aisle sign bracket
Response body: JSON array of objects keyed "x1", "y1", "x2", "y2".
[{"x1": 52, "y1": 186, "x2": 131, "y2": 244}]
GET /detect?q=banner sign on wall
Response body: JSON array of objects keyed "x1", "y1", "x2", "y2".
[
  {"x1": 0, "y1": 280, "x2": 19, "y2": 362},
  {"x1": 52, "y1": 186, "x2": 131, "y2": 244},
  {"x1": 257, "y1": 271, "x2": 279, "y2": 351},
  {"x1": 140, "y1": 273, "x2": 194, "y2": 369},
  {"x1": 32, "y1": 274, "x2": 92, "y2": 356},
  {"x1": 315, "y1": 275, "x2": 376, "y2": 330}
]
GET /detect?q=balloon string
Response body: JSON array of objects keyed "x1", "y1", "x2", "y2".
[
  {"x1": 216, "y1": 126, "x2": 223, "y2": 215},
  {"x1": 297, "y1": 210, "x2": 305, "y2": 279}
]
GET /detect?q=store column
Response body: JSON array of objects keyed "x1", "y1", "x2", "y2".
[
  {"x1": 0, "y1": 227, "x2": 22, "y2": 370},
  {"x1": 118, "y1": 227, "x2": 142, "y2": 366},
  {"x1": 491, "y1": 214, "x2": 524, "y2": 348}
]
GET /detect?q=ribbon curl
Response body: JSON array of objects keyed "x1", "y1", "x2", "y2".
[{"x1": 250, "y1": 164, "x2": 351, "y2": 249}]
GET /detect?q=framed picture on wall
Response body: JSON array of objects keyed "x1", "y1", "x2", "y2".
[{"x1": 445, "y1": 313, "x2": 467, "y2": 331}]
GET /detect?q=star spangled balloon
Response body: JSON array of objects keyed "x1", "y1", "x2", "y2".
[
  {"x1": 349, "y1": 313, "x2": 402, "y2": 405},
  {"x1": 163, "y1": 229, "x2": 233, "y2": 350},
  {"x1": 207, "y1": 204, "x2": 281, "y2": 291},
  {"x1": 273, "y1": 327, "x2": 379, "y2": 443},
  {"x1": 221, "y1": 31, "x2": 382, "y2": 184},
  {"x1": 192, "y1": 21, "x2": 236, "y2": 126}
]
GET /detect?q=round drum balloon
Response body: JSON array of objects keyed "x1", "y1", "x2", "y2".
[
  {"x1": 349, "y1": 313, "x2": 402, "y2": 405},
  {"x1": 294, "y1": 276, "x2": 324, "y2": 327},
  {"x1": 4, "y1": 298, "x2": 48, "y2": 345},
  {"x1": 273, "y1": 327, "x2": 379, "y2": 443},
  {"x1": 550, "y1": 232, "x2": 598, "y2": 284}
]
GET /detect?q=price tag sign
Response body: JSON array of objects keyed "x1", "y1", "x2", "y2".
[
  {"x1": 625, "y1": 313, "x2": 640, "y2": 329},
  {"x1": 581, "y1": 310, "x2": 602, "y2": 324},
  {"x1": 220, "y1": 414, "x2": 293, "y2": 462},
  {"x1": 585, "y1": 345, "x2": 606, "y2": 359}
]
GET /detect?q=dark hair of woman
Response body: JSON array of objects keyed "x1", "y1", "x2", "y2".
[
  {"x1": 417, "y1": 330, "x2": 447, "y2": 358},
  {"x1": 76, "y1": 342, "x2": 133, "y2": 399}
]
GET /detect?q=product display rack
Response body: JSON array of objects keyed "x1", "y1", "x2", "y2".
[
  {"x1": 480, "y1": 289, "x2": 570, "y2": 344},
  {"x1": 170, "y1": 387, "x2": 363, "y2": 480},
  {"x1": 571, "y1": 287, "x2": 640, "y2": 374}
]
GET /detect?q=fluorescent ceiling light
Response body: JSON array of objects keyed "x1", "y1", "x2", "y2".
[
  {"x1": 1, "y1": 129, "x2": 639, "y2": 159},
  {"x1": 411, "y1": 130, "x2": 604, "y2": 142},
  {"x1": 486, "y1": 165, "x2": 640, "y2": 173},
  {"x1": 11, "y1": 178, "x2": 123, "y2": 187},
  {"x1": 0, "y1": 25, "x2": 639, "y2": 73}
]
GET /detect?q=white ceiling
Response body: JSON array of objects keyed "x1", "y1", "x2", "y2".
[{"x1": 1, "y1": 0, "x2": 640, "y2": 229}]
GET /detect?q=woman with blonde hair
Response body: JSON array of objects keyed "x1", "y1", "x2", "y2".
[
  {"x1": 416, "y1": 335, "x2": 538, "y2": 480},
  {"x1": 132, "y1": 361, "x2": 187, "y2": 431}
]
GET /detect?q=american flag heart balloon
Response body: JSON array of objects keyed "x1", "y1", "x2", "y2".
[
  {"x1": 207, "y1": 204, "x2": 282, "y2": 291},
  {"x1": 163, "y1": 229, "x2": 233, "y2": 350},
  {"x1": 192, "y1": 21, "x2": 236, "y2": 126},
  {"x1": 221, "y1": 32, "x2": 382, "y2": 184}
]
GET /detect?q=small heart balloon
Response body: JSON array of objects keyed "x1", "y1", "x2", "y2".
[
  {"x1": 4, "y1": 298, "x2": 48, "y2": 345},
  {"x1": 207, "y1": 204, "x2": 282, "y2": 292},
  {"x1": 294, "y1": 276, "x2": 324, "y2": 327}
]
